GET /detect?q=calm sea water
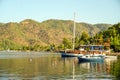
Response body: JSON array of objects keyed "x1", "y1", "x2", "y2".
[{"x1": 0, "y1": 52, "x2": 116, "y2": 80}]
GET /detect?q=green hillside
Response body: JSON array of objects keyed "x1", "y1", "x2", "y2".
[{"x1": 0, "y1": 19, "x2": 112, "y2": 51}]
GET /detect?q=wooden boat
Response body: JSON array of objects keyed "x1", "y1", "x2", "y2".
[
  {"x1": 60, "y1": 13, "x2": 110, "y2": 58},
  {"x1": 60, "y1": 13, "x2": 82, "y2": 57},
  {"x1": 60, "y1": 13, "x2": 79, "y2": 57}
]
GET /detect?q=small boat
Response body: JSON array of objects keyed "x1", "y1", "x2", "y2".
[
  {"x1": 77, "y1": 45, "x2": 107, "y2": 63},
  {"x1": 78, "y1": 54, "x2": 104, "y2": 63}
]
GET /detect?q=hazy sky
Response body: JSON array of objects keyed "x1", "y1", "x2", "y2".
[{"x1": 0, "y1": 0, "x2": 120, "y2": 24}]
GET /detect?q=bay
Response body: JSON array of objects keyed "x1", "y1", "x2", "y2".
[{"x1": 0, "y1": 52, "x2": 116, "y2": 80}]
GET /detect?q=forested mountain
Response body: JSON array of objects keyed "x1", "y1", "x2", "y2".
[
  {"x1": 0, "y1": 19, "x2": 112, "y2": 51},
  {"x1": 98, "y1": 23, "x2": 120, "y2": 52}
]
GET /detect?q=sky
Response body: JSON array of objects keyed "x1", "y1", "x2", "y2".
[{"x1": 0, "y1": 0, "x2": 120, "y2": 24}]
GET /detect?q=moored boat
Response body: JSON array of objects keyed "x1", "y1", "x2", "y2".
[
  {"x1": 77, "y1": 45, "x2": 106, "y2": 63},
  {"x1": 61, "y1": 50, "x2": 83, "y2": 57},
  {"x1": 78, "y1": 54, "x2": 104, "y2": 63},
  {"x1": 61, "y1": 53, "x2": 82, "y2": 57},
  {"x1": 60, "y1": 13, "x2": 80, "y2": 57}
]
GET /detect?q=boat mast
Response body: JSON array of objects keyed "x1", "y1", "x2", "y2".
[{"x1": 73, "y1": 13, "x2": 76, "y2": 50}]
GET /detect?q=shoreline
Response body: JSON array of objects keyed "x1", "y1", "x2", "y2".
[
  {"x1": 107, "y1": 53, "x2": 120, "y2": 56},
  {"x1": 106, "y1": 53, "x2": 120, "y2": 59}
]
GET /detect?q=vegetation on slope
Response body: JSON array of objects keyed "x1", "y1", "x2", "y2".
[
  {"x1": 61, "y1": 23, "x2": 120, "y2": 52},
  {"x1": 0, "y1": 19, "x2": 112, "y2": 51}
]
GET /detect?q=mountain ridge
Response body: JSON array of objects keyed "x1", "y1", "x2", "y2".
[{"x1": 0, "y1": 19, "x2": 112, "y2": 50}]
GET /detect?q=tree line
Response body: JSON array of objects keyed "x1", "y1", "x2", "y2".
[
  {"x1": 58, "y1": 23, "x2": 120, "y2": 52},
  {"x1": 0, "y1": 23, "x2": 119, "y2": 52}
]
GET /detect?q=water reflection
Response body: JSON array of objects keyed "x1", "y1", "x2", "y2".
[
  {"x1": 0, "y1": 52, "x2": 116, "y2": 80},
  {"x1": 110, "y1": 58, "x2": 120, "y2": 79}
]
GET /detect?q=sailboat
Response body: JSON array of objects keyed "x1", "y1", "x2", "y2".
[{"x1": 61, "y1": 13, "x2": 83, "y2": 57}]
